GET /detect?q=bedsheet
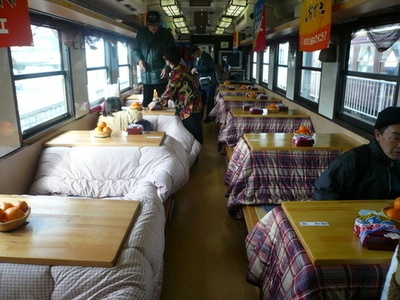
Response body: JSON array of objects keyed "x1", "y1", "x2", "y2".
[
  {"x1": 225, "y1": 137, "x2": 343, "y2": 219},
  {"x1": 245, "y1": 206, "x2": 390, "y2": 300},
  {"x1": 0, "y1": 191, "x2": 165, "y2": 300},
  {"x1": 143, "y1": 115, "x2": 201, "y2": 166},
  {"x1": 29, "y1": 145, "x2": 188, "y2": 202}
]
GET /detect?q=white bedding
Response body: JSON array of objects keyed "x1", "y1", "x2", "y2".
[
  {"x1": 143, "y1": 115, "x2": 201, "y2": 166},
  {"x1": 0, "y1": 192, "x2": 165, "y2": 300},
  {"x1": 29, "y1": 145, "x2": 189, "y2": 202}
]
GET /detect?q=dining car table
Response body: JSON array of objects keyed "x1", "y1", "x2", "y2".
[
  {"x1": 209, "y1": 93, "x2": 282, "y2": 124},
  {"x1": 245, "y1": 200, "x2": 394, "y2": 300},
  {"x1": 218, "y1": 108, "x2": 314, "y2": 148},
  {"x1": 43, "y1": 130, "x2": 166, "y2": 147},
  {"x1": 225, "y1": 133, "x2": 362, "y2": 219}
]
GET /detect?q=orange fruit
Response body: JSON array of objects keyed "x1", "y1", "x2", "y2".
[
  {"x1": 386, "y1": 208, "x2": 400, "y2": 221},
  {"x1": 97, "y1": 121, "x2": 107, "y2": 128},
  {"x1": 94, "y1": 126, "x2": 103, "y2": 132},
  {"x1": 1, "y1": 202, "x2": 14, "y2": 211},
  {"x1": 394, "y1": 197, "x2": 400, "y2": 210},
  {"x1": 14, "y1": 200, "x2": 28, "y2": 213},
  {"x1": 0, "y1": 208, "x2": 4, "y2": 222},
  {"x1": 3, "y1": 207, "x2": 24, "y2": 222},
  {"x1": 298, "y1": 126, "x2": 308, "y2": 132},
  {"x1": 102, "y1": 126, "x2": 111, "y2": 132}
]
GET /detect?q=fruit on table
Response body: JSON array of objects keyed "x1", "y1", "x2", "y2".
[
  {"x1": 0, "y1": 200, "x2": 29, "y2": 222},
  {"x1": 224, "y1": 80, "x2": 231, "y2": 85},
  {"x1": 386, "y1": 207, "x2": 400, "y2": 221},
  {"x1": 95, "y1": 121, "x2": 111, "y2": 133},
  {"x1": 295, "y1": 125, "x2": 312, "y2": 135},
  {"x1": 394, "y1": 197, "x2": 400, "y2": 210},
  {"x1": 130, "y1": 101, "x2": 143, "y2": 111},
  {"x1": 247, "y1": 91, "x2": 257, "y2": 98},
  {"x1": 267, "y1": 104, "x2": 278, "y2": 110}
]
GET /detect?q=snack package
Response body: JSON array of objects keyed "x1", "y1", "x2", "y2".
[
  {"x1": 354, "y1": 212, "x2": 400, "y2": 250},
  {"x1": 292, "y1": 134, "x2": 314, "y2": 146}
]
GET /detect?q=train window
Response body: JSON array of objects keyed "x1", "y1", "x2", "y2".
[
  {"x1": 252, "y1": 51, "x2": 258, "y2": 82},
  {"x1": 10, "y1": 25, "x2": 68, "y2": 135},
  {"x1": 117, "y1": 41, "x2": 130, "y2": 90},
  {"x1": 276, "y1": 41, "x2": 289, "y2": 91},
  {"x1": 342, "y1": 24, "x2": 399, "y2": 126},
  {"x1": 85, "y1": 36, "x2": 108, "y2": 105},
  {"x1": 262, "y1": 47, "x2": 270, "y2": 85},
  {"x1": 299, "y1": 50, "x2": 321, "y2": 103}
]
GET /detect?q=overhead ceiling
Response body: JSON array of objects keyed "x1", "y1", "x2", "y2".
[{"x1": 66, "y1": 0, "x2": 300, "y2": 38}]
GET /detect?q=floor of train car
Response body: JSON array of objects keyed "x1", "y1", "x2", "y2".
[{"x1": 161, "y1": 120, "x2": 259, "y2": 299}]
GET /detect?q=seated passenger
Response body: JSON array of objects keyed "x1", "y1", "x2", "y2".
[
  {"x1": 98, "y1": 97, "x2": 142, "y2": 131},
  {"x1": 159, "y1": 45, "x2": 204, "y2": 144},
  {"x1": 312, "y1": 106, "x2": 400, "y2": 200}
]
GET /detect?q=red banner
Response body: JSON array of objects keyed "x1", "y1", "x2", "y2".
[
  {"x1": 253, "y1": 0, "x2": 266, "y2": 52},
  {"x1": 299, "y1": 0, "x2": 331, "y2": 52},
  {"x1": 0, "y1": 0, "x2": 32, "y2": 47}
]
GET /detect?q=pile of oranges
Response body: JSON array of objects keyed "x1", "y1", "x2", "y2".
[
  {"x1": 267, "y1": 103, "x2": 279, "y2": 110},
  {"x1": 94, "y1": 121, "x2": 111, "y2": 133},
  {"x1": 0, "y1": 200, "x2": 28, "y2": 222},
  {"x1": 385, "y1": 197, "x2": 400, "y2": 221},
  {"x1": 130, "y1": 101, "x2": 142, "y2": 111},
  {"x1": 295, "y1": 125, "x2": 313, "y2": 135}
]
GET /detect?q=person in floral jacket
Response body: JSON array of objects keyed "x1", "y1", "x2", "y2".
[{"x1": 160, "y1": 46, "x2": 204, "y2": 144}]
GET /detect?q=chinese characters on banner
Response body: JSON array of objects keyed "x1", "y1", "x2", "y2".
[
  {"x1": 253, "y1": 0, "x2": 266, "y2": 52},
  {"x1": 0, "y1": 0, "x2": 32, "y2": 47},
  {"x1": 299, "y1": 0, "x2": 332, "y2": 52}
]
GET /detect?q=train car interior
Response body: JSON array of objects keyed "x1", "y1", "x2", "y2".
[{"x1": 1, "y1": 0, "x2": 400, "y2": 299}]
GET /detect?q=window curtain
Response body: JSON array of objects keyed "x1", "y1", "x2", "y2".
[{"x1": 366, "y1": 23, "x2": 400, "y2": 52}]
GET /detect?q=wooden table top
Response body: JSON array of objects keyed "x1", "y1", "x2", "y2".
[
  {"x1": 0, "y1": 195, "x2": 140, "y2": 267},
  {"x1": 243, "y1": 133, "x2": 362, "y2": 151},
  {"x1": 282, "y1": 200, "x2": 395, "y2": 265},
  {"x1": 231, "y1": 108, "x2": 309, "y2": 118},
  {"x1": 222, "y1": 95, "x2": 282, "y2": 103},
  {"x1": 141, "y1": 107, "x2": 176, "y2": 116},
  {"x1": 44, "y1": 130, "x2": 166, "y2": 147}
]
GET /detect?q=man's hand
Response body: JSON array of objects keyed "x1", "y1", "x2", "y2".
[
  {"x1": 138, "y1": 60, "x2": 146, "y2": 71},
  {"x1": 160, "y1": 69, "x2": 169, "y2": 79},
  {"x1": 191, "y1": 67, "x2": 198, "y2": 75}
]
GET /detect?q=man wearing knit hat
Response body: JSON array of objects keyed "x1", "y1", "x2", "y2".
[
  {"x1": 132, "y1": 11, "x2": 175, "y2": 107},
  {"x1": 312, "y1": 106, "x2": 400, "y2": 200}
]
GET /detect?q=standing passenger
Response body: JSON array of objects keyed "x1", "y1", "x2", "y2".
[
  {"x1": 159, "y1": 46, "x2": 204, "y2": 144},
  {"x1": 312, "y1": 106, "x2": 400, "y2": 200},
  {"x1": 188, "y1": 46, "x2": 218, "y2": 123},
  {"x1": 132, "y1": 11, "x2": 175, "y2": 108}
]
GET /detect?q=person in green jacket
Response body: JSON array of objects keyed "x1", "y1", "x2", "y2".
[{"x1": 132, "y1": 11, "x2": 175, "y2": 107}]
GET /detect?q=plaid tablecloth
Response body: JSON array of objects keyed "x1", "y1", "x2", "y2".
[
  {"x1": 225, "y1": 137, "x2": 343, "y2": 219},
  {"x1": 210, "y1": 93, "x2": 274, "y2": 125},
  {"x1": 218, "y1": 110, "x2": 314, "y2": 147},
  {"x1": 245, "y1": 206, "x2": 390, "y2": 300}
]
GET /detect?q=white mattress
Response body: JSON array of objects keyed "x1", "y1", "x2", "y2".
[{"x1": 29, "y1": 145, "x2": 189, "y2": 202}]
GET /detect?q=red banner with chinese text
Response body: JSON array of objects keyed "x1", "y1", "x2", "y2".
[
  {"x1": 0, "y1": 0, "x2": 32, "y2": 47},
  {"x1": 299, "y1": 0, "x2": 331, "y2": 52},
  {"x1": 253, "y1": 0, "x2": 266, "y2": 52},
  {"x1": 233, "y1": 30, "x2": 239, "y2": 53}
]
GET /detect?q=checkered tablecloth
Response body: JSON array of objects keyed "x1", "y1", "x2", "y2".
[
  {"x1": 245, "y1": 206, "x2": 390, "y2": 300},
  {"x1": 225, "y1": 137, "x2": 343, "y2": 219},
  {"x1": 218, "y1": 110, "x2": 314, "y2": 147}
]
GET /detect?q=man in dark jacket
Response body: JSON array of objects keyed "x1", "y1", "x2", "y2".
[
  {"x1": 132, "y1": 11, "x2": 175, "y2": 107},
  {"x1": 312, "y1": 106, "x2": 400, "y2": 200},
  {"x1": 189, "y1": 46, "x2": 218, "y2": 123}
]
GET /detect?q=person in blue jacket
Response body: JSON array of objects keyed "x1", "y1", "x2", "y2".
[
  {"x1": 312, "y1": 106, "x2": 400, "y2": 200},
  {"x1": 132, "y1": 11, "x2": 175, "y2": 107},
  {"x1": 189, "y1": 46, "x2": 218, "y2": 123}
]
